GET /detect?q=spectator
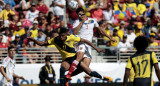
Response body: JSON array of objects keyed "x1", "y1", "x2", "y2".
[
  {"x1": 143, "y1": 3, "x2": 152, "y2": 18},
  {"x1": 137, "y1": 0, "x2": 146, "y2": 15},
  {"x1": 39, "y1": 57, "x2": 56, "y2": 84},
  {"x1": 30, "y1": 21, "x2": 39, "y2": 38},
  {"x1": 8, "y1": 15, "x2": 18, "y2": 31},
  {"x1": 10, "y1": 34, "x2": 23, "y2": 49},
  {"x1": 103, "y1": 21, "x2": 113, "y2": 43},
  {"x1": 153, "y1": 0, "x2": 160, "y2": 14},
  {"x1": 35, "y1": 30, "x2": 45, "y2": 42},
  {"x1": 0, "y1": 33, "x2": 7, "y2": 48},
  {"x1": 126, "y1": 26, "x2": 136, "y2": 44},
  {"x1": 91, "y1": 3, "x2": 103, "y2": 22},
  {"x1": 135, "y1": 22, "x2": 144, "y2": 37},
  {"x1": 43, "y1": 24, "x2": 53, "y2": 37},
  {"x1": 18, "y1": 0, "x2": 31, "y2": 11},
  {"x1": 103, "y1": 3, "x2": 114, "y2": 22},
  {"x1": 110, "y1": 29, "x2": 121, "y2": 47},
  {"x1": 147, "y1": 0, "x2": 155, "y2": 9},
  {"x1": 125, "y1": 0, "x2": 137, "y2": 18},
  {"x1": 47, "y1": 11, "x2": 55, "y2": 24},
  {"x1": 13, "y1": 22, "x2": 25, "y2": 36},
  {"x1": 118, "y1": 21, "x2": 125, "y2": 40},
  {"x1": 18, "y1": 12, "x2": 32, "y2": 28},
  {"x1": 117, "y1": 35, "x2": 131, "y2": 53},
  {"x1": 50, "y1": 0, "x2": 66, "y2": 20},
  {"x1": 149, "y1": 33, "x2": 158, "y2": 47},
  {"x1": 8, "y1": 29, "x2": 15, "y2": 44},
  {"x1": 51, "y1": 16, "x2": 61, "y2": 30},
  {"x1": 36, "y1": 0, "x2": 49, "y2": 14},
  {"x1": 144, "y1": 18, "x2": 153, "y2": 37},
  {"x1": 3, "y1": 0, "x2": 16, "y2": 9},
  {"x1": 0, "y1": 4, "x2": 15, "y2": 20},
  {"x1": 38, "y1": 16, "x2": 47, "y2": 31},
  {"x1": 84, "y1": 74, "x2": 91, "y2": 83},
  {"x1": 20, "y1": 26, "x2": 30, "y2": 45},
  {"x1": 26, "y1": 3, "x2": 39, "y2": 23},
  {"x1": 30, "y1": 0, "x2": 39, "y2": 5},
  {"x1": 83, "y1": 0, "x2": 96, "y2": 17},
  {"x1": 0, "y1": 0, "x2": 5, "y2": 12},
  {"x1": 113, "y1": 0, "x2": 126, "y2": 12}
]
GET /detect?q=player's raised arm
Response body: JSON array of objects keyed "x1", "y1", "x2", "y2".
[
  {"x1": 154, "y1": 64, "x2": 160, "y2": 81},
  {"x1": 27, "y1": 37, "x2": 49, "y2": 46},
  {"x1": 80, "y1": 38, "x2": 105, "y2": 53},
  {"x1": 96, "y1": 27, "x2": 115, "y2": 42}
]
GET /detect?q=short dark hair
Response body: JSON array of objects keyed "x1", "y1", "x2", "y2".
[
  {"x1": 76, "y1": 7, "x2": 84, "y2": 14},
  {"x1": 8, "y1": 46, "x2": 15, "y2": 51},
  {"x1": 59, "y1": 27, "x2": 68, "y2": 34},
  {"x1": 134, "y1": 36, "x2": 149, "y2": 51}
]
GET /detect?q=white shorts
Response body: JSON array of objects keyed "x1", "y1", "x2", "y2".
[{"x1": 76, "y1": 43, "x2": 92, "y2": 59}]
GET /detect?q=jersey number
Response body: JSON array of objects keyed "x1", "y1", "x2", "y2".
[
  {"x1": 86, "y1": 25, "x2": 88, "y2": 29},
  {"x1": 137, "y1": 60, "x2": 148, "y2": 76}
]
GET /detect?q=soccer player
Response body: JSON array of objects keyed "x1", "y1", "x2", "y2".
[
  {"x1": 27, "y1": 27, "x2": 112, "y2": 86},
  {"x1": 65, "y1": 7, "x2": 115, "y2": 80},
  {"x1": 123, "y1": 36, "x2": 160, "y2": 86},
  {"x1": 0, "y1": 46, "x2": 25, "y2": 86}
]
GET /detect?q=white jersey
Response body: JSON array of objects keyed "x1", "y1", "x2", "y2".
[
  {"x1": 25, "y1": 10, "x2": 39, "y2": 23},
  {"x1": 73, "y1": 18, "x2": 99, "y2": 42},
  {"x1": 1, "y1": 57, "x2": 15, "y2": 86}
]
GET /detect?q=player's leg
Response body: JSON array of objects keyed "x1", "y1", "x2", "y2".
[
  {"x1": 60, "y1": 61, "x2": 70, "y2": 86},
  {"x1": 66, "y1": 44, "x2": 85, "y2": 78},
  {"x1": 80, "y1": 61, "x2": 112, "y2": 81},
  {"x1": 71, "y1": 57, "x2": 91, "y2": 76}
]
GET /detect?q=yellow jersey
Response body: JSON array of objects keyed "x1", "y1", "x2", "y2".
[
  {"x1": 110, "y1": 36, "x2": 120, "y2": 47},
  {"x1": 150, "y1": 42, "x2": 158, "y2": 47},
  {"x1": 126, "y1": 51, "x2": 158, "y2": 85},
  {"x1": 0, "y1": 9, "x2": 15, "y2": 20},
  {"x1": 30, "y1": 29, "x2": 39, "y2": 38},
  {"x1": 13, "y1": 29, "x2": 25, "y2": 36},
  {"x1": 47, "y1": 34, "x2": 80, "y2": 61},
  {"x1": 118, "y1": 29, "x2": 124, "y2": 40}
]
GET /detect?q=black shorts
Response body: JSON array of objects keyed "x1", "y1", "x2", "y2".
[
  {"x1": 133, "y1": 78, "x2": 151, "y2": 86},
  {"x1": 64, "y1": 55, "x2": 77, "y2": 65}
]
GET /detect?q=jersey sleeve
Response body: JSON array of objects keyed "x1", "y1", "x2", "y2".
[
  {"x1": 1, "y1": 57, "x2": 10, "y2": 68},
  {"x1": 94, "y1": 18, "x2": 99, "y2": 27},
  {"x1": 152, "y1": 52, "x2": 158, "y2": 64},
  {"x1": 47, "y1": 38, "x2": 55, "y2": 45},
  {"x1": 126, "y1": 57, "x2": 132, "y2": 69},
  {"x1": 73, "y1": 20, "x2": 80, "y2": 29},
  {"x1": 68, "y1": 35, "x2": 81, "y2": 42}
]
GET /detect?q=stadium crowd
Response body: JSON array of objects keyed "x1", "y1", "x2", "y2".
[{"x1": 0, "y1": 0, "x2": 160, "y2": 63}]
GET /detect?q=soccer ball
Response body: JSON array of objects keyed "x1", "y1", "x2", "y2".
[{"x1": 68, "y1": 0, "x2": 78, "y2": 10}]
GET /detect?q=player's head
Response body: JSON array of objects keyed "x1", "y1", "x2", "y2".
[
  {"x1": 58, "y1": 27, "x2": 69, "y2": 41},
  {"x1": 8, "y1": 46, "x2": 15, "y2": 58},
  {"x1": 76, "y1": 7, "x2": 85, "y2": 19},
  {"x1": 134, "y1": 36, "x2": 149, "y2": 51}
]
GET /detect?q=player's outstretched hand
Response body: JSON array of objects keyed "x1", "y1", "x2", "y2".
[
  {"x1": 27, "y1": 37, "x2": 34, "y2": 41},
  {"x1": 19, "y1": 76, "x2": 25, "y2": 80},
  {"x1": 96, "y1": 48, "x2": 105, "y2": 53},
  {"x1": 6, "y1": 77, "x2": 11, "y2": 82}
]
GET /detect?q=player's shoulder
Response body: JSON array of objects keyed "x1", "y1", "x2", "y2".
[
  {"x1": 3, "y1": 56, "x2": 11, "y2": 62},
  {"x1": 67, "y1": 34, "x2": 79, "y2": 38},
  {"x1": 131, "y1": 51, "x2": 152, "y2": 58}
]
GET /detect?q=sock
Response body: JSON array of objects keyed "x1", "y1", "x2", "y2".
[
  {"x1": 89, "y1": 71, "x2": 102, "y2": 79},
  {"x1": 68, "y1": 60, "x2": 79, "y2": 75},
  {"x1": 60, "y1": 67, "x2": 65, "y2": 86}
]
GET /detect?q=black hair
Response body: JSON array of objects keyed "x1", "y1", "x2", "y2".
[
  {"x1": 45, "y1": 56, "x2": 51, "y2": 62},
  {"x1": 59, "y1": 27, "x2": 68, "y2": 34},
  {"x1": 76, "y1": 7, "x2": 85, "y2": 14},
  {"x1": 133, "y1": 36, "x2": 149, "y2": 51},
  {"x1": 8, "y1": 46, "x2": 15, "y2": 51},
  {"x1": 52, "y1": 29, "x2": 57, "y2": 33}
]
